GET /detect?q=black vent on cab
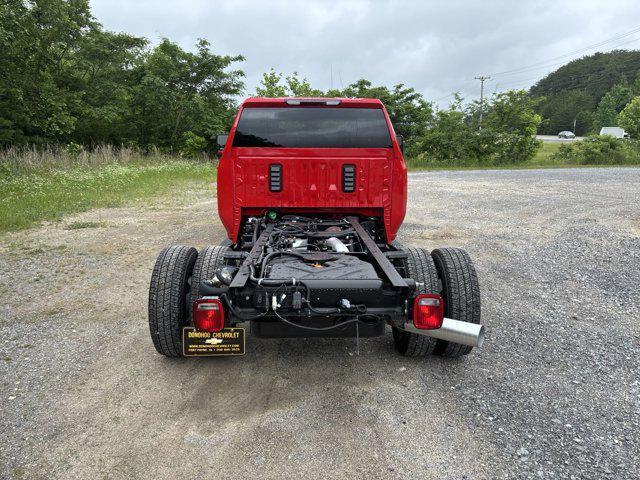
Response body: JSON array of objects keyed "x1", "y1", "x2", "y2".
[
  {"x1": 269, "y1": 164, "x2": 282, "y2": 192},
  {"x1": 342, "y1": 164, "x2": 356, "y2": 192}
]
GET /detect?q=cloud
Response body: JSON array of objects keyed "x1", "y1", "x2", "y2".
[{"x1": 91, "y1": 0, "x2": 640, "y2": 106}]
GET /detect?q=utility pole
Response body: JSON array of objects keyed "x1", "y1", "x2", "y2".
[
  {"x1": 573, "y1": 118, "x2": 577, "y2": 134},
  {"x1": 475, "y1": 75, "x2": 491, "y2": 130}
]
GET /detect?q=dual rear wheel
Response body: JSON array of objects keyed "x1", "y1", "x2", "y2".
[
  {"x1": 392, "y1": 246, "x2": 481, "y2": 358},
  {"x1": 147, "y1": 244, "x2": 480, "y2": 359},
  {"x1": 148, "y1": 244, "x2": 228, "y2": 357}
]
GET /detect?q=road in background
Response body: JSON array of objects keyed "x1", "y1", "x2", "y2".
[
  {"x1": 536, "y1": 134, "x2": 584, "y2": 142},
  {"x1": 1, "y1": 169, "x2": 639, "y2": 479}
]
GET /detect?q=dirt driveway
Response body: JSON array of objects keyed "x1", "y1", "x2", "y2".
[{"x1": 1, "y1": 168, "x2": 639, "y2": 479}]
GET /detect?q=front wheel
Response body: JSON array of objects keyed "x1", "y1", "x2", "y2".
[{"x1": 148, "y1": 245, "x2": 198, "y2": 357}]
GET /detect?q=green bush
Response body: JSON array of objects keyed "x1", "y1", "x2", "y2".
[
  {"x1": 482, "y1": 91, "x2": 543, "y2": 164},
  {"x1": 551, "y1": 135, "x2": 640, "y2": 165},
  {"x1": 414, "y1": 90, "x2": 542, "y2": 167},
  {"x1": 417, "y1": 107, "x2": 473, "y2": 165},
  {"x1": 180, "y1": 131, "x2": 207, "y2": 158}
]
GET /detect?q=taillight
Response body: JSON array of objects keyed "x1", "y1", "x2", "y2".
[
  {"x1": 193, "y1": 298, "x2": 225, "y2": 332},
  {"x1": 413, "y1": 294, "x2": 444, "y2": 330}
]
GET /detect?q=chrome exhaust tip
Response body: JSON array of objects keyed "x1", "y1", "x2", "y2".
[{"x1": 402, "y1": 317, "x2": 485, "y2": 348}]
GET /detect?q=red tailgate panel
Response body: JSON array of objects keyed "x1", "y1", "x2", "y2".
[
  {"x1": 235, "y1": 154, "x2": 391, "y2": 209},
  {"x1": 218, "y1": 147, "x2": 405, "y2": 243}
]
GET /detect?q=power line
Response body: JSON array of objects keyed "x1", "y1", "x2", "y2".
[
  {"x1": 490, "y1": 24, "x2": 640, "y2": 78},
  {"x1": 436, "y1": 55, "x2": 640, "y2": 107},
  {"x1": 432, "y1": 25, "x2": 640, "y2": 107},
  {"x1": 436, "y1": 62, "x2": 640, "y2": 107},
  {"x1": 484, "y1": 48, "x2": 640, "y2": 97},
  {"x1": 490, "y1": 35, "x2": 640, "y2": 82},
  {"x1": 495, "y1": 63, "x2": 640, "y2": 93}
]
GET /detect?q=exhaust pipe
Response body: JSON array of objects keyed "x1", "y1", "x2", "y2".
[
  {"x1": 403, "y1": 317, "x2": 485, "y2": 348},
  {"x1": 326, "y1": 236, "x2": 349, "y2": 253}
]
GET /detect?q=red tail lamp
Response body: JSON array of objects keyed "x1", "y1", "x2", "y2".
[
  {"x1": 193, "y1": 298, "x2": 225, "y2": 332},
  {"x1": 413, "y1": 294, "x2": 444, "y2": 330}
]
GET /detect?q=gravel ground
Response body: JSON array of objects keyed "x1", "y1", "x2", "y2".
[{"x1": 1, "y1": 168, "x2": 639, "y2": 479}]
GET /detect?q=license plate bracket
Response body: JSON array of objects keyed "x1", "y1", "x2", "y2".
[{"x1": 182, "y1": 327, "x2": 245, "y2": 356}]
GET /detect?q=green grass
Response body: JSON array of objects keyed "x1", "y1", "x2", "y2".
[
  {"x1": 406, "y1": 141, "x2": 640, "y2": 170},
  {"x1": 0, "y1": 159, "x2": 214, "y2": 232},
  {"x1": 528, "y1": 142, "x2": 562, "y2": 166}
]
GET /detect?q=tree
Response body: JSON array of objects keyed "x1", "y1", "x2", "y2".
[
  {"x1": 633, "y1": 74, "x2": 640, "y2": 95},
  {"x1": 537, "y1": 90, "x2": 595, "y2": 135},
  {"x1": 531, "y1": 50, "x2": 640, "y2": 105},
  {"x1": 0, "y1": 1, "x2": 245, "y2": 152},
  {"x1": 594, "y1": 83, "x2": 634, "y2": 129},
  {"x1": 285, "y1": 72, "x2": 323, "y2": 96},
  {"x1": 418, "y1": 96, "x2": 475, "y2": 163},
  {"x1": 340, "y1": 79, "x2": 433, "y2": 156},
  {"x1": 70, "y1": 29, "x2": 148, "y2": 145},
  {"x1": 0, "y1": 0, "x2": 95, "y2": 144},
  {"x1": 256, "y1": 69, "x2": 287, "y2": 97},
  {"x1": 416, "y1": 91, "x2": 541, "y2": 165},
  {"x1": 128, "y1": 38, "x2": 244, "y2": 150},
  {"x1": 482, "y1": 90, "x2": 542, "y2": 163},
  {"x1": 256, "y1": 70, "x2": 323, "y2": 97},
  {"x1": 618, "y1": 96, "x2": 640, "y2": 138}
]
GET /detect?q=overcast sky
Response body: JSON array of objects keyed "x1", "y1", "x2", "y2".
[{"x1": 91, "y1": 0, "x2": 640, "y2": 106}]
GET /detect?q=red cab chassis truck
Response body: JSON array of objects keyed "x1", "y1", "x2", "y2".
[{"x1": 148, "y1": 98, "x2": 484, "y2": 358}]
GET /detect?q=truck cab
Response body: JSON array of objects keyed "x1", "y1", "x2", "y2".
[{"x1": 217, "y1": 98, "x2": 407, "y2": 244}]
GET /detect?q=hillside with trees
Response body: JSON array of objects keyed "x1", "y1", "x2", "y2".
[{"x1": 531, "y1": 50, "x2": 640, "y2": 134}]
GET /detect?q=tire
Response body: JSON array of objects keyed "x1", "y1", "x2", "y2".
[
  {"x1": 392, "y1": 247, "x2": 440, "y2": 357},
  {"x1": 431, "y1": 247, "x2": 481, "y2": 357},
  {"x1": 189, "y1": 245, "x2": 229, "y2": 321},
  {"x1": 148, "y1": 245, "x2": 198, "y2": 357}
]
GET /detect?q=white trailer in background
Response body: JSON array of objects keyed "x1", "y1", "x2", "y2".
[{"x1": 599, "y1": 127, "x2": 629, "y2": 138}]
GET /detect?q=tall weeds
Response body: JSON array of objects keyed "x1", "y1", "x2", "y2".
[{"x1": 0, "y1": 145, "x2": 209, "y2": 176}]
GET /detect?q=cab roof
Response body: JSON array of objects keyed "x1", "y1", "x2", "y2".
[{"x1": 241, "y1": 97, "x2": 384, "y2": 108}]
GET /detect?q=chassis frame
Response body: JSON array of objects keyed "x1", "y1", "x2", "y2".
[{"x1": 201, "y1": 215, "x2": 418, "y2": 338}]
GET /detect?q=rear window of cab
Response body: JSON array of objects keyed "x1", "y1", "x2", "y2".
[{"x1": 232, "y1": 107, "x2": 392, "y2": 148}]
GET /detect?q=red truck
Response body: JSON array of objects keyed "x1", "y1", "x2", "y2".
[{"x1": 148, "y1": 97, "x2": 484, "y2": 358}]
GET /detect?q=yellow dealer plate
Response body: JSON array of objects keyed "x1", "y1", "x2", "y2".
[{"x1": 182, "y1": 327, "x2": 245, "y2": 356}]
